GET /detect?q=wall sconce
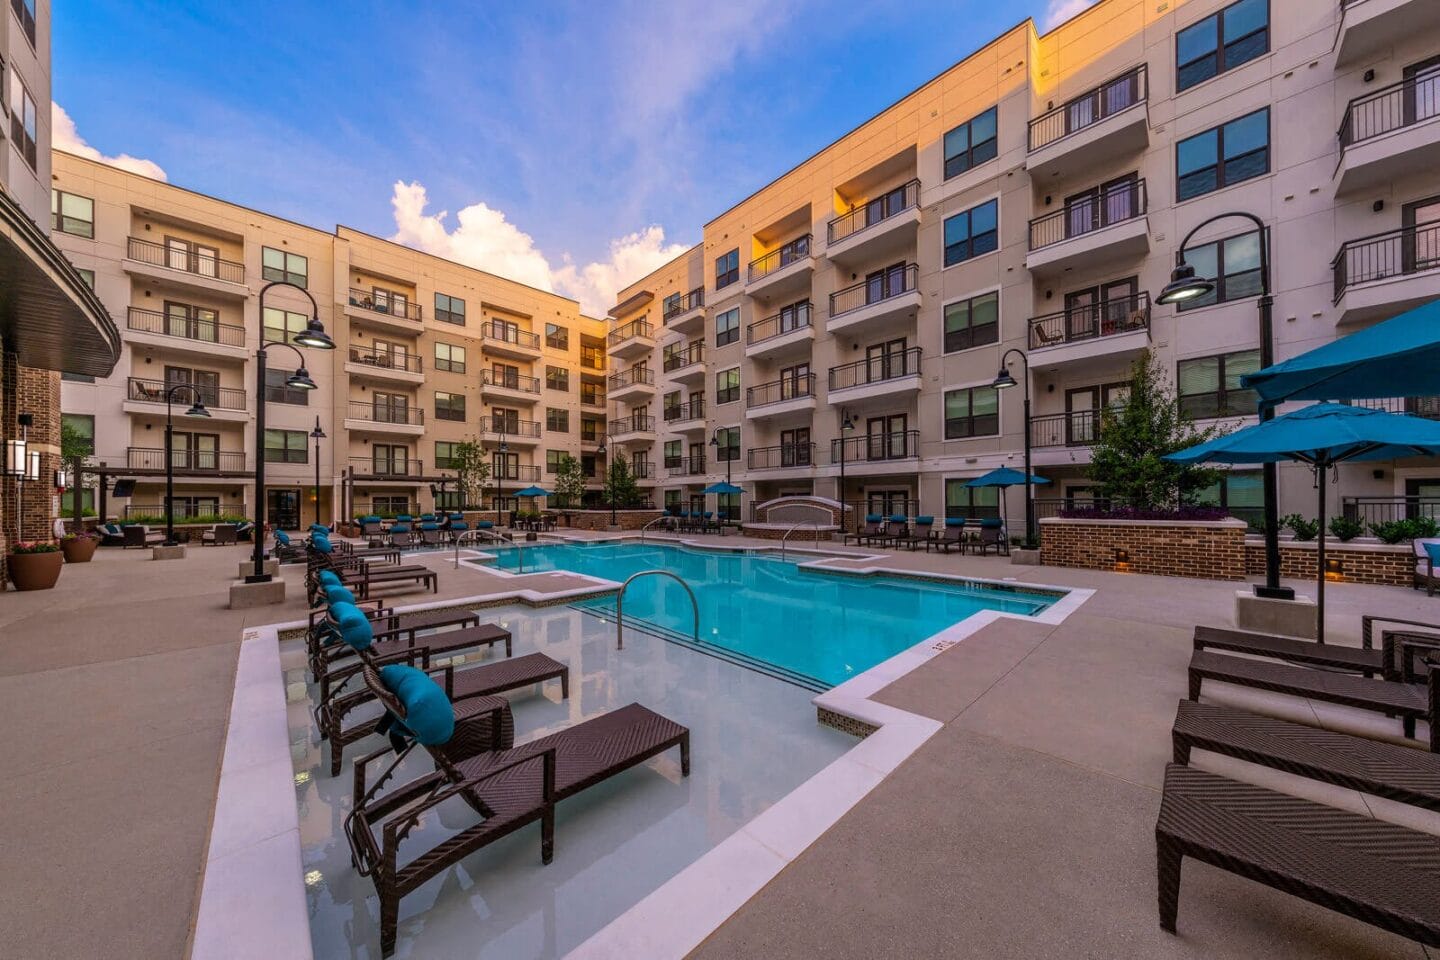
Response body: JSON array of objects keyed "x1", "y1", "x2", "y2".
[
  {"x1": 25, "y1": 450, "x2": 41, "y2": 481},
  {"x1": 1114, "y1": 547, "x2": 1130, "y2": 564},
  {"x1": 2, "y1": 438, "x2": 26, "y2": 476},
  {"x1": 1325, "y1": 557, "x2": 1344, "y2": 579},
  {"x1": 54, "y1": 468, "x2": 70, "y2": 489}
]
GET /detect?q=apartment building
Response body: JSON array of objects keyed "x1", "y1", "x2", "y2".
[
  {"x1": 52, "y1": 151, "x2": 608, "y2": 527},
  {"x1": 607, "y1": 0, "x2": 1440, "y2": 527}
]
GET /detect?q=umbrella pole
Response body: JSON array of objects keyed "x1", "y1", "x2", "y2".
[{"x1": 1316, "y1": 463, "x2": 1327, "y2": 644}]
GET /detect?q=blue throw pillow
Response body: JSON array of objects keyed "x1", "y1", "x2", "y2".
[
  {"x1": 451, "y1": 521, "x2": 468, "y2": 532},
  {"x1": 311, "y1": 537, "x2": 333, "y2": 554},
  {"x1": 276, "y1": 530, "x2": 291, "y2": 546},
  {"x1": 317, "y1": 569, "x2": 342, "y2": 588},
  {"x1": 378, "y1": 665, "x2": 455, "y2": 745},
  {"x1": 330, "y1": 602, "x2": 374, "y2": 651},
  {"x1": 1425, "y1": 542, "x2": 1440, "y2": 567},
  {"x1": 324, "y1": 584, "x2": 357, "y2": 606}
]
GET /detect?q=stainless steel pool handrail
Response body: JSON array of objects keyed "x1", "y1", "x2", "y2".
[
  {"x1": 615, "y1": 569, "x2": 699, "y2": 650},
  {"x1": 639, "y1": 515, "x2": 671, "y2": 543},
  {"x1": 779, "y1": 520, "x2": 822, "y2": 561},
  {"x1": 452, "y1": 527, "x2": 524, "y2": 572}
]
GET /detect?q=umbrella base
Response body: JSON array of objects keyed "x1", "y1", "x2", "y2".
[{"x1": 1234, "y1": 590, "x2": 1316, "y2": 640}]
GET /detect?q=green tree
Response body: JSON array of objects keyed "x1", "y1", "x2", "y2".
[
  {"x1": 552, "y1": 454, "x2": 586, "y2": 508},
  {"x1": 1088, "y1": 350, "x2": 1226, "y2": 509},
  {"x1": 603, "y1": 457, "x2": 643, "y2": 509},
  {"x1": 448, "y1": 439, "x2": 491, "y2": 509}
]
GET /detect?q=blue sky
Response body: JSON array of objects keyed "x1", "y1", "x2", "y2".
[{"x1": 54, "y1": 0, "x2": 1094, "y2": 312}]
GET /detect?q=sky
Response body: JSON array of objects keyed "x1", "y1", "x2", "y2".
[{"x1": 54, "y1": 0, "x2": 1097, "y2": 316}]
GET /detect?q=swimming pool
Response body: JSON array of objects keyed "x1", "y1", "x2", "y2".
[{"x1": 483, "y1": 541, "x2": 1059, "y2": 688}]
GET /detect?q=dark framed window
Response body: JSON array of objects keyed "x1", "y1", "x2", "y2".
[
  {"x1": 714, "y1": 426, "x2": 740, "y2": 462},
  {"x1": 943, "y1": 291, "x2": 999, "y2": 353},
  {"x1": 435, "y1": 292, "x2": 466, "y2": 325},
  {"x1": 1177, "y1": 231, "x2": 1263, "y2": 311},
  {"x1": 1177, "y1": 0, "x2": 1268, "y2": 93},
  {"x1": 264, "y1": 367, "x2": 308, "y2": 405},
  {"x1": 943, "y1": 107, "x2": 998, "y2": 179},
  {"x1": 61, "y1": 413, "x2": 95, "y2": 455},
  {"x1": 434, "y1": 391, "x2": 466, "y2": 421},
  {"x1": 663, "y1": 439, "x2": 682, "y2": 467},
  {"x1": 1178, "y1": 349, "x2": 1261, "y2": 419},
  {"x1": 943, "y1": 199, "x2": 999, "y2": 267},
  {"x1": 262, "y1": 307, "x2": 306, "y2": 345},
  {"x1": 581, "y1": 381, "x2": 603, "y2": 405},
  {"x1": 546, "y1": 366, "x2": 569, "y2": 391},
  {"x1": 715, "y1": 248, "x2": 739, "y2": 289},
  {"x1": 263, "y1": 429, "x2": 307, "y2": 463},
  {"x1": 261, "y1": 247, "x2": 307, "y2": 287},
  {"x1": 12, "y1": 0, "x2": 35, "y2": 46},
  {"x1": 434, "y1": 342, "x2": 465, "y2": 373},
  {"x1": 51, "y1": 190, "x2": 94, "y2": 237},
  {"x1": 662, "y1": 292, "x2": 681, "y2": 316},
  {"x1": 546, "y1": 449, "x2": 566, "y2": 474},
  {"x1": 77, "y1": 268, "x2": 95, "y2": 289},
  {"x1": 715, "y1": 368, "x2": 740, "y2": 405},
  {"x1": 8, "y1": 71, "x2": 36, "y2": 169},
  {"x1": 715, "y1": 307, "x2": 740, "y2": 347},
  {"x1": 1177, "y1": 108, "x2": 1269, "y2": 201},
  {"x1": 1194, "y1": 470, "x2": 1264, "y2": 528},
  {"x1": 434, "y1": 441, "x2": 459, "y2": 469},
  {"x1": 546, "y1": 407, "x2": 569, "y2": 432},
  {"x1": 545, "y1": 323, "x2": 569, "y2": 349},
  {"x1": 943, "y1": 386, "x2": 1000, "y2": 439},
  {"x1": 372, "y1": 495, "x2": 410, "y2": 515},
  {"x1": 945, "y1": 479, "x2": 1000, "y2": 520}
]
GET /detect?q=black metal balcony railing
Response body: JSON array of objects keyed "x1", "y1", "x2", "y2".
[
  {"x1": 747, "y1": 443, "x2": 815, "y2": 469},
  {"x1": 127, "y1": 377, "x2": 247, "y2": 411},
  {"x1": 829, "y1": 430, "x2": 919, "y2": 463},
  {"x1": 1341, "y1": 496, "x2": 1440, "y2": 526},
  {"x1": 663, "y1": 288, "x2": 705, "y2": 321},
  {"x1": 747, "y1": 373, "x2": 817, "y2": 408},
  {"x1": 126, "y1": 236, "x2": 245, "y2": 284},
  {"x1": 1028, "y1": 179, "x2": 1147, "y2": 251},
  {"x1": 477, "y1": 417, "x2": 542, "y2": 438},
  {"x1": 346, "y1": 400, "x2": 424, "y2": 425},
  {"x1": 581, "y1": 389, "x2": 606, "y2": 407},
  {"x1": 127, "y1": 447, "x2": 247, "y2": 472},
  {"x1": 608, "y1": 318, "x2": 654, "y2": 345},
  {"x1": 664, "y1": 399, "x2": 705, "y2": 422},
  {"x1": 1339, "y1": 73, "x2": 1440, "y2": 148},
  {"x1": 748, "y1": 234, "x2": 812, "y2": 282},
  {"x1": 663, "y1": 343, "x2": 704, "y2": 372},
  {"x1": 1331, "y1": 219, "x2": 1440, "y2": 301},
  {"x1": 494, "y1": 464, "x2": 543, "y2": 483},
  {"x1": 347, "y1": 287, "x2": 422, "y2": 321},
  {"x1": 1028, "y1": 292, "x2": 1151, "y2": 350},
  {"x1": 747, "y1": 302, "x2": 813, "y2": 345},
  {"x1": 630, "y1": 460, "x2": 655, "y2": 480},
  {"x1": 1028, "y1": 65, "x2": 1148, "y2": 152},
  {"x1": 347, "y1": 346, "x2": 423, "y2": 374},
  {"x1": 828, "y1": 179, "x2": 921, "y2": 245},
  {"x1": 580, "y1": 351, "x2": 606, "y2": 370},
  {"x1": 667, "y1": 455, "x2": 707, "y2": 476},
  {"x1": 828, "y1": 347, "x2": 922, "y2": 391},
  {"x1": 610, "y1": 413, "x2": 656, "y2": 434},
  {"x1": 608, "y1": 366, "x2": 655, "y2": 390},
  {"x1": 1349, "y1": 396, "x2": 1440, "y2": 420},
  {"x1": 349, "y1": 456, "x2": 425, "y2": 478},
  {"x1": 123, "y1": 502, "x2": 247, "y2": 521},
  {"x1": 482, "y1": 321, "x2": 541, "y2": 349},
  {"x1": 1030, "y1": 410, "x2": 1103, "y2": 448},
  {"x1": 482, "y1": 369, "x2": 542, "y2": 394},
  {"x1": 830, "y1": 265, "x2": 919, "y2": 319},
  {"x1": 128, "y1": 306, "x2": 246, "y2": 348}
]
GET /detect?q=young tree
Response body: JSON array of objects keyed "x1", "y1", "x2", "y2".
[
  {"x1": 552, "y1": 454, "x2": 586, "y2": 508},
  {"x1": 604, "y1": 457, "x2": 643, "y2": 509},
  {"x1": 448, "y1": 439, "x2": 491, "y2": 510},
  {"x1": 1088, "y1": 350, "x2": 1226, "y2": 509}
]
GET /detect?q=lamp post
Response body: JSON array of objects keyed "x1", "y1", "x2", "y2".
[
  {"x1": 495, "y1": 429, "x2": 507, "y2": 526},
  {"x1": 248, "y1": 281, "x2": 334, "y2": 583},
  {"x1": 309, "y1": 416, "x2": 326, "y2": 527},
  {"x1": 162, "y1": 384, "x2": 211, "y2": 545},
  {"x1": 1157, "y1": 211, "x2": 1290, "y2": 600},
  {"x1": 596, "y1": 433, "x2": 615, "y2": 524},
  {"x1": 708, "y1": 428, "x2": 733, "y2": 520},
  {"x1": 992, "y1": 349, "x2": 1034, "y2": 546},
  {"x1": 837, "y1": 412, "x2": 854, "y2": 532}
]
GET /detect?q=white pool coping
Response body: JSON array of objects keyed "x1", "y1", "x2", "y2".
[{"x1": 189, "y1": 549, "x2": 1092, "y2": 960}]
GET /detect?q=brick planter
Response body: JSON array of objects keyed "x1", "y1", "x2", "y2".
[
  {"x1": 1243, "y1": 538, "x2": 1412, "y2": 587},
  {"x1": 1040, "y1": 517, "x2": 1248, "y2": 580},
  {"x1": 561, "y1": 510, "x2": 665, "y2": 531}
]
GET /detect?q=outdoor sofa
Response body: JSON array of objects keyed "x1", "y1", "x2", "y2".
[
  {"x1": 1416, "y1": 537, "x2": 1440, "y2": 596},
  {"x1": 121, "y1": 525, "x2": 164, "y2": 549}
]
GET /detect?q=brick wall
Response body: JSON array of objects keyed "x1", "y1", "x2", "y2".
[
  {"x1": 561, "y1": 509, "x2": 664, "y2": 531},
  {"x1": 1, "y1": 349, "x2": 63, "y2": 588},
  {"x1": 1039, "y1": 517, "x2": 1248, "y2": 580},
  {"x1": 1243, "y1": 540, "x2": 1412, "y2": 587}
]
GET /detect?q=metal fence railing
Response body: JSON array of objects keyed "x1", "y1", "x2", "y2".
[
  {"x1": 748, "y1": 234, "x2": 812, "y2": 282},
  {"x1": 829, "y1": 264, "x2": 919, "y2": 318},
  {"x1": 828, "y1": 347, "x2": 921, "y2": 391},
  {"x1": 128, "y1": 306, "x2": 246, "y2": 348},
  {"x1": 1339, "y1": 73, "x2": 1440, "y2": 148},
  {"x1": 1028, "y1": 178, "x2": 1147, "y2": 251},
  {"x1": 827, "y1": 179, "x2": 921, "y2": 245},
  {"x1": 1331, "y1": 219, "x2": 1440, "y2": 301},
  {"x1": 1028, "y1": 65, "x2": 1147, "y2": 152},
  {"x1": 1341, "y1": 497, "x2": 1440, "y2": 526},
  {"x1": 127, "y1": 236, "x2": 245, "y2": 284},
  {"x1": 1028, "y1": 292, "x2": 1150, "y2": 351}
]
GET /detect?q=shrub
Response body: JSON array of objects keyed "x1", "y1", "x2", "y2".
[
  {"x1": 11, "y1": 541, "x2": 60, "y2": 554},
  {"x1": 1369, "y1": 517, "x2": 1440, "y2": 543},
  {"x1": 1056, "y1": 505, "x2": 1230, "y2": 522},
  {"x1": 1327, "y1": 516, "x2": 1364, "y2": 542},
  {"x1": 62, "y1": 531, "x2": 101, "y2": 542},
  {"x1": 1283, "y1": 514, "x2": 1320, "y2": 542}
]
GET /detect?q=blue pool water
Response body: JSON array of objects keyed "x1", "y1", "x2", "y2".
[{"x1": 484, "y1": 541, "x2": 1058, "y2": 688}]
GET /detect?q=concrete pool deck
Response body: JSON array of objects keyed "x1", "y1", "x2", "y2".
[{"x1": 1, "y1": 534, "x2": 1437, "y2": 958}]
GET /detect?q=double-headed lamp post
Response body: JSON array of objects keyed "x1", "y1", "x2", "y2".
[
  {"x1": 991, "y1": 349, "x2": 1034, "y2": 547},
  {"x1": 1156, "y1": 210, "x2": 1291, "y2": 601},
  {"x1": 310, "y1": 416, "x2": 326, "y2": 527},
  {"x1": 837, "y1": 412, "x2": 854, "y2": 531},
  {"x1": 708, "y1": 428, "x2": 733, "y2": 520},
  {"x1": 596, "y1": 433, "x2": 616, "y2": 524},
  {"x1": 248, "y1": 281, "x2": 334, "y2": 583},
  {"x1": 495, "y1": 429, "x2": 508, "y2": 525},
  {"x1": 162, "y1": 384, "x2": 211, "y2": 546}
]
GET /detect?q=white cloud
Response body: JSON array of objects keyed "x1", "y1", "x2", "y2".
[
  {"x1": 52, "y1": 104, "x2": 167, "y2": 181},
  {"x1": 1043, "y1": 0, "x2": 1098, "y2": 29},
  {"x1": 388, "y1": 180, "x2": 687, "y2": 316}
]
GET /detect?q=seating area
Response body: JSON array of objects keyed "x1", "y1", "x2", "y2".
[{"x1": 841, "y1": 514, "x2": 1009, "y2": 554}]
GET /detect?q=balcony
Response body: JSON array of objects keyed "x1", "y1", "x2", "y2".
[
  {"x1": 344, "y1": 347, "x2": 425, "y2": 386},
  {"x1": 608, "y1": 365, "x2": 656, "y2": 403},
  {"x1": 1331, "y1": 219, "x2": 1440, "y2": 324},
  {"x1": 349, "y1": 456, "x2": 426, "y2": 480},
  {"x1": 343, "y1": 400, "x2": 425, "y2": 437},
  {"x1": 1030, "y1": 411, "x2": 1102, "y2": 465},
  {"x1": 125, "y1": 306, "x2": 249, "y2": 362},
  {"x1": 746, "y1": 302, "x2": 814, "y2": 360},
  {"x1": 746, "y1": 234, "x2": 814, "y2": 301},
  {"x1": 662, "y1": 342, "x2": 705, "y2": 383},
  {"x1": 480, "y1": 321, "x2": 543, "y2": 361},
  {"x1": 1026, "y1": 179, "x2": 1148, "y2": 276},
  {"x1": 580, "y1": 388, "x2": 607, "y2": 409},
  {"x1": 344, "y1": 287, "x2": 422, "y2": 333},
  {"x1": 1336, "y1": 0, "x2": 1434, "y2": 67},
  {"x1": 745, "y1": 373, "x2": 817, "y2": 421},
  {"x1": 663, "y1": 288, "x2": 706, "y2": 334},
  {"x1": 580, "y1": 350, "x2": 606, "y2": 372},
  {"x1": 827, "y1": 347, "x2": 923, "y2": 404},
  {"x1": 123, "y1": 237, "x2": 247, "y2": 300},
  {"x1": 827, "y1": 265, "x2": 921, "y2": 337},
  {"x1": 826, "y1": 179, "x2": 921, "y2": 268},
  {"x1": 1350, "y1": 395, "x2": 1440, "y2": 421},
  {"x1": 1027, "y1": 293, "x2": 1151, "y2": 367},
  {"x1": 481, "y1": 369, "x2": 542, "y2": 404},
  {"x1": 829, "y1": 431, "x2": 919, "y2": 474},
  {"x1": 629, "y1": 459, "x2": 656, "y2": 481},
  {"x1": 1335, "y1": 76, "x2": 1440, "y2": 195},
  {"x1": 478, "y1": 417, "x2": 542, "y2": 446},
  {"x1": 747, "y1": 443, "x2": 815, "y2": 471},
  {"x1": 123, "y1": 378, "x2": 250, "y2": 423},
  {"x1": 608, "y1": 318, "x2": 655, "y2": 360},
  {"x1": 609, "y1": 413, "x2": 656, "y2": 441},
  {"x1": 127, "y1": 447, "x2": 247, "y2": 474},
  {"x1": 1026, "y1": 66, "x2": 1148, "y2": 183},
  {"x1": 666, "y1": 454, "x2": 707, "y2": 478},
  {"x1": 662, "y1": 398, "x2": 706, "y2": 432},
  {"x1": 494, "y1": 464, "x2": 543, "y2": 484}
]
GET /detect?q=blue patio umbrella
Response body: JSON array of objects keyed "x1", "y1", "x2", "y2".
[
  {"x1": 965, "y1": 466, "x2": 1051, "y2": 537},
  {"x1": 513, "y1": 486, "x2": 550, "y2": 497},
  {"x1": 1166, "y1": 403, "x2": 1440, "y2": 641},
  {"x1": 702, "y1": 482, "x2": 742, "y2": 523}
]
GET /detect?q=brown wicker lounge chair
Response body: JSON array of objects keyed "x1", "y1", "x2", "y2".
[
  {"x1": 844, "y1": 515, "x2": 883, "y2": 546},
  {"x1": 892, "y1": 516, "x2": 934, "y2": 551},
  {"x1": 1155, "y1": 763, "x2": 1440, "y2": 947},
  {"x1": 305, "y1": 602, "x2": 481, "y2": 680},
  {"x1": 928, "y1": 521, "x2": 966, "y2": 553}
]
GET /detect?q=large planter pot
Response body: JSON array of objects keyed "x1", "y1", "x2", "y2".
[
  {"x1": 61, "y1": 537, "x2": 99, "y2": 563},
  {"x1": 7, "y1": 550, "x2": 63, "y2": 590}
]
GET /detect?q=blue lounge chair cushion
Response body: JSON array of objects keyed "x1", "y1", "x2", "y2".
[
  {"x1": 420, "y1": 514, "x2": 436, "y2": 521},
  {"x1": 317, "y1": 569, "x2": 342, "y2": 588},
  {"x1": 396, "y1": 515, "x2": 413, "y2": 523},
  {"x1": 451, "y1": 521, "x2": 469, "y2": 531},
  {"x1": 362, "y1": 515, "x2": 381, "y2": 524},
  {"x1": 420, "y1": 522, "x2": 439, "y2": 531},
  {"x1": 311, "y1": 536, "x2": 333, "y2": 553},
  {"x1": 276, "y1": 530, "x2": 291, "y2": 546},
  {"x1": 945, "y1": 518, "x2": 965, "y2": 527},
  {"x1": 378, "y1": 665, "x2": 454, "y2": 746},
  {"x1": 916, "y1": 516, "x2": 934, "y2": 525},
  {"x1": 330, "y1": 602, "x2": 373, "y2": 651},
  {"x1": 391, "y1": 523, "x2": 411, "y2": 533},
  {"x1": 310, "y1": 524, "x2": 329, "y2": 534},
  {"x1": 476, "y1": 520, "x2": 493, "y2": 529},
  {"x1": 980, "y1": 518, "x2": 1003, "y2": 528},
  {"x1": 324, "y1": 584, "x2": 357, "y2": 606},
  {"x1": 889, "y1": 514, "x2": 906, "y2": 524},
  {"x1": 865, "y1": 514, "x2": 882, "y2": 523},
  {"x1": 1425, "y1": 542, "x2": 1440, "y2": 566}
]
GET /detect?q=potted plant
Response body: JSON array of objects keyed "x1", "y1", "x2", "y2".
[
  {"x1": 60, "y1": 531, "x2": 100, "y2": 563},
  {"x1": 8, "y1": 541, "x2": 63, "y2": 590}
]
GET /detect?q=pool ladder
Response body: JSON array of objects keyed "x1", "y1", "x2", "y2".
[
  {"x1": 615, "y1": 569, "x2": 699, "y2": 650},
  {"x1": 452, "y1": 528, "x2": 526, "y2": 573},
  {"x1": 779, "y1": 520, "x2": 823, "y2": 561},
  {"x1": 639, "y1": 515, "x2": 671, "y2": 543}
]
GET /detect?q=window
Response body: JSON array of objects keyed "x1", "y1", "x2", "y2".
[
  {"x1": 943, "y1": 199, "x2": 999, "y2": 267},
  {"x1": 1177, "y1": 231, "x2": 1264, "y2": 311},
  {"x1": 943, "y1": 107, "x2": 998, "y2": 180},
  {"x1": 434, "y1": 441, "x2": 460, "y2": 469},
  {"x1": 944, "y1": 386, "x2": 1000, "y2": 439},
  {"x1": 663, "y1": 440, "x2": 683, "y2": 468},
  {"x1": 545, "y1": 323, "x2": 569, "y2": 350},
  {"x1": 1178, "y1": 349, "x2": 1261, "y2": 419},
  {"x1": 544, "y1": 408, "x2": 568, "y2": 432},
  {"x1": 372, "y1": 495, "x2": 410, "y2": 516},
  {"x1": 1176, "y1": 108, "x2": 1269, "y2": 201},
  {"x1": 77, "y1": 268, "x2": 95, "y2": 289},
  {"x1": 580, "y1": 342, "x2": 604, "y2": 370},
  {"x1": 9, "y1": 71, "x2": 36, "y2": 169},
  {"x1": 265, "y1": 367, "x2": 309, "y2": 405},
  {"x1": 945, "y1": 480, "x2": 1000, "y2": 520},
  {"x1": 264, "y1": 429, "x2": 307, "y2": 463},
  {"x1": 664, "y1": 489, "x2": 682, "y2": 510},
  {"x1": 1195, "y1": 470, "x2": 1264, "y2": 528},
  {"x1": 545, "y1": 366, "x2": 569, "y2": 391},
  {"x1": 715, "y1": 248, "x2": 739, "y2": 289},
  {"x1": 52, "y1": 190, "x2": 94, "y2": 238},
  {"x1": 546, "y1": 449, "x2": 566, "y2": 474},
  {"x1": 434, "y1": 342, "x2": 466, "y2": 373},
  {"x1": 715, "y1": 367, "x2": 740, "y2": 405},
  {"x1": 662, "y1": 292, "x2": 682, "y2": 317},
  {"x1": 61, "y1": 372, "x2": 95, "y2": 383},
  {"x1": 581, "y1": 418, "x2": 602, "y2": 442},
  {"x1": 715, "y1": 307, "x2": 740, "y2": 347},
  {"x1": 263, "y1": 306, "x2": 306, "y2": 345},
  {"x1": 581, "y1": 455, "x2": 597, "y2": 478},
  {"x1": 713, "y1": 426, "x2": 739, "y2": 463},
  {"x1": 12, "y1": 0, "x2": 35, "y2": 46},
  {"x1": 61, "y1": 414, "x2": 95, "y2": 455},
  {"x1": 581, "y1": 380, "x2": 603, "y2": 406},
  {"x1": 1177, "y1": 0, "x2": 1269, "y2": 92},
  {"x1": 261, "y1": 247, "x2": 307, "y2": 287},
  {"x1": 943, "y1": 291, "x2": 999, "y2": 353},
  {"x1": 435, "y1": 292, "x2": 466, "y2": 325},
  {"x1": 434, "y1": 391, "x2": 466, "y2": 421}
]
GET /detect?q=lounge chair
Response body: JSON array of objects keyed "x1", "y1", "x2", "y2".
[
  {"x1": 974, "y1": 518, "x2": 1008, "y2": 556},
  {"x1": 845, "y1": 514, "x2": 884, "y2": 547},
  {"x1": 1416, "y1": 537, "x2": 1440, "y2": 596},
  {"x1": 98, "y1": 522, "x2": 125, "y2": 547},
  {"x1": 308, "y1": 554, "x2": 438, "y2": 602},
  {"x1": 877, "y1": 514, "x2": 909, "y2": 546},
  {"x1": 1155, "y1": 763, "x2": 1440, "y2": 947},
  {"x1": 389, "y1": 523, "x2": 418, "y2": 549},
  {"x1": 359, "y1": 516, "x2": 383, "y2": 538},
  {"x1": 234, "y1": 521, "x2": 255, "y2": 542},
  {"x1": 929, "y1": 519, "x2": 966, "y2": 553},
  {"x1": 448, "y1": 520, "x2": 469, "y2": 541},
  {"x1": 121, "y1": 525, "x2": 163, "y2": 549},
  {"x1": 892, "y1": 516, "x2": 934, "y2": 550},
  {"x1": 200, "y1": 524, "x2": 237, "y2": 546},
  {"x1": 1193, "y1": 623, "x2": 1440, "y2": 681},
  {"x1": 270, "y1": 529, "x2": 308, "y2": 562},
  {"x1": 305, "y1": 586, "x2": 481, "y2": 682},
  {"x1": 419, "y1": 522, "x2": 444, "y2": 547},
  {"x1": 347, "y1": 667, "x2": 690, "y2": 957}
]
